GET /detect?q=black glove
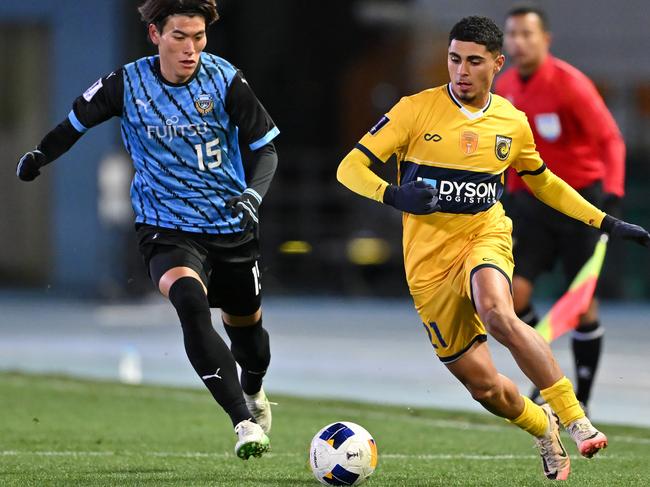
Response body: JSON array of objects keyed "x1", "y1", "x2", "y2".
[
  {"x1": 383, "y1": 180, "x2": 440, "y2": 215},
  {"x1": 226, "y1": 188, "x2": 261, "y2": 233},
  {"x1": 600, "y1": 214, "x2": 650, "y2": 247},
  {"x1": 17, "y1": 150, "x2": 48, "y2": 182},
  {"x1": 602, "y1": 193, "x2": 622, "y2": 218}
]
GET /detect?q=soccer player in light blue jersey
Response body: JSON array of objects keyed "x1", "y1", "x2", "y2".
[{"x1": 17, "y1": 0, "x2": 278, "y2": 459}]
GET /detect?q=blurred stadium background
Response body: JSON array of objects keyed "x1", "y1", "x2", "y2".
[{"x1": 1, "y1": 0, "x2": 649, "y2": 426}]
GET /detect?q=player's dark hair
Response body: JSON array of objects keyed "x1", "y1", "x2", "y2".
[
  {"x1": 507, "y1": 3, "x2": 549, "y2": 31},
  {"x1": 138, "y1": 0, "x2": 219, "y2": 33},
  {"x1": 448, "y1": 16, "x2": 503, "y2": 54}
]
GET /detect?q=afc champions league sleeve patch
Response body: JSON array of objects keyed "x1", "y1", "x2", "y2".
[
  {"x1": 495, "y1": 135, "x2": 513, "y2": 161},
  {"x1": 369, "y1": 115, "x2": 390, "y2": 135},
  {"x1": 194, "y1": 93, "x2": 215, "y2": 115},
  {"x1": 83, "y1": 78, "x2": 104, "y2": 102}
]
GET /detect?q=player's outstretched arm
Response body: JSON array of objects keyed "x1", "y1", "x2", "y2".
[
  {"x1": 17, "y1": 69, "x2": 123, "y2": 183},
  {"x1": 16, "y1": 119, "x2": 83, "y2": 182},
  {"x1": 337, "y1": 148, "x2": 440, "y2": 215}
]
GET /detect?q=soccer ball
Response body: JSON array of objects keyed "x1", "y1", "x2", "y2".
[{"x1": 309, "y1": 421, "x2": 378, "y2": 486}]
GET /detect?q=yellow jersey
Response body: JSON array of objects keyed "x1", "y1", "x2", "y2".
[{"x1": 353, "y1": 83, "x2": 599, "y2": 294}]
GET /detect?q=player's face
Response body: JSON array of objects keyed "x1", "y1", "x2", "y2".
[
  {"x1": 149, "y1": 15, "x2": 207, "y2": 84},
  {"x1": 447, "y1": 40, "x2": 505, "y2": 108},
  {"x1": 504, "y1": 13, "x2": 551, "y2": 74}
]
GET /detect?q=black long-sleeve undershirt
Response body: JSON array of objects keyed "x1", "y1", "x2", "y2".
[
  {"x1": 37, "y1": 119, "x2": 83, "y2": 163},
  {"x1": 246, "y1": 142, "x2": 278, "y2": 199}
]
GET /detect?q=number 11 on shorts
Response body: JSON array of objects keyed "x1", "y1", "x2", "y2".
[{"x1": 252, "y1": 261, "x2": 261, "y2": 296}]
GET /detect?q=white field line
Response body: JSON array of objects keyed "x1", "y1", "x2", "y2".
[{"x1": 0, "y1": 450, "x2": 624, "y2": 461}]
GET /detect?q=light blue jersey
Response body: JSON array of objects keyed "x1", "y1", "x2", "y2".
[{"x1": 118, "y1": 53, "x2": 277, "y2": 234}]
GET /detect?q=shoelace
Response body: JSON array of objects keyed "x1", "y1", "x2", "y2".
[{"x1": 247, "y1": 398, "x2": 278, "y2": 412}]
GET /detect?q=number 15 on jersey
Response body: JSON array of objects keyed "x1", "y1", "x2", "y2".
[{"x1": 195, "y1": 138, "x2": 222, "y2": 170}]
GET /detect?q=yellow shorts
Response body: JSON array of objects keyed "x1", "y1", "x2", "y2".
[{"x1": 412, "y1": 231, "x2": 514, "y2": 364}]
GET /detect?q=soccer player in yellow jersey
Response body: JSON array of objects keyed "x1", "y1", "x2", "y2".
[{"x1": 337, "y1": 16, "x2": 650, "y2": 481}]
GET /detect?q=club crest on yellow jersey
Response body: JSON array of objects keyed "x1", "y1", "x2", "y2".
[
  {"x1": 459, "y1": 131, "x2": 479, "y2": 154},
  {"x1": 495, "y1": 135, "x2": 512, "y2": 161}
]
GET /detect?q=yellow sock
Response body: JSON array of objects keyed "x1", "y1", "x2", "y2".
[
  {"x1": 540, "y1": 376, "x2": 585, "y2": 427},
  {"x1": 509, "y1": 396, "x2": 549, "y2": 437}
]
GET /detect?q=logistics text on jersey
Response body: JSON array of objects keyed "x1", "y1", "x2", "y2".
[{"x1": 400, "y1": 161, "x2": 503, "y2": 214}]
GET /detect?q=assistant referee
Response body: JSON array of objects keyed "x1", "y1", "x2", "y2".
[{"x1": 495, "y1": 4, "x2": 626, "y2": 411}]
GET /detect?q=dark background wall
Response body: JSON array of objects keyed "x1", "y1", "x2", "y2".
[{"x1": 1, "y1": 0, "x2": 648, "y2": 299}]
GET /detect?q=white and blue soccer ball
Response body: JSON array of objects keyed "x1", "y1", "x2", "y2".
[{"x1": 309, "y1": 421, "x2": 378, "y2": 486}]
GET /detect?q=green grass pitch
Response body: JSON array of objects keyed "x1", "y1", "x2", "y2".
[{"x1": 1, "y1": 372, "x2": 649, "y2": 486}]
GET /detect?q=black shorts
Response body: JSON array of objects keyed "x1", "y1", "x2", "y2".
[
  {"x1": 510, "y1": 182, "x2": 603, "y2": 284},
  {"x1": 136, "y1": 225, "x2": 261, "y2": 315}
]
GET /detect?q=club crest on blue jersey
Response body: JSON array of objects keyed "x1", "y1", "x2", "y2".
[
  {"x1": 194, "y1": 93, "x2": 214, "y2": 115},
  {"x1": 369, "y1": 115, "x2": 390, "y2": 135},
  {"x1": 495, "y1": 135, "x2": 512, "y2": 161}
]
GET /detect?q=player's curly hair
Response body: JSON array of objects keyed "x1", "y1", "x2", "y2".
[
  {"x1": 138, "y1": 0, "x2": 219, "y2": 32},
  {"x1": 448, "y1": 16, "x2": 503, "y2": 54}
]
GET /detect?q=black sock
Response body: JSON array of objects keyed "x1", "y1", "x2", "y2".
[
  {"x1": 224, "y1": 318, "x2": 271, "y2": 395},
  {"x1": 516, "y1": 304, "x2": 539, "y2": 327},
  {"x1": 168, "y1": 277, "x2": 252, "y2": 427},
  {"x1": 572, "y1": 321, "x2": 603, "y2": 405}
]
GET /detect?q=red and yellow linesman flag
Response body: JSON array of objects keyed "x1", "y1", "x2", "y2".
[{"x1": 535, "y1": 234, "x2": 609, "y2": 343}]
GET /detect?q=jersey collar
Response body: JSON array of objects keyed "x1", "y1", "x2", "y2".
[{"x1": 446, "y1": 83, "x2": 492, "y2": 120}]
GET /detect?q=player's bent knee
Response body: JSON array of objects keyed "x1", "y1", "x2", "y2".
[
  {"x1": 159, "y1": 267, "x2": 206, "y2": 298},
  {"x1": 486, "y1": 326, "x2": 515, "y2": 347},
  {"x1": 168, "y1": 277, "x2": 210, "y2": 314},
  {"x1": 483, "y1": 316, "x2": 508, "y2": 338},
  {"x1": 480, "y1": 305, "x2": 516, "y2": 337},
  {"x1": 468, "y1": 381, "x2": 502, "y2": 404}
]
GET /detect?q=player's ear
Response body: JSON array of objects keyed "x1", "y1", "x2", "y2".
[
  {"x1": 148, "y1": 23, "x2": 161, "y2": 46},
  {"x1": 494, "y1": 53, "x2": 505, "y2": 73}
]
